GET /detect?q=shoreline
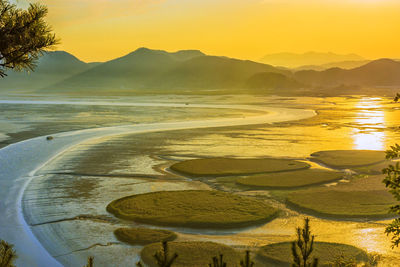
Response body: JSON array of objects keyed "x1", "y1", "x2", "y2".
[{"x1": 0, "y1": 101, "x2": 315, "y2": 266}]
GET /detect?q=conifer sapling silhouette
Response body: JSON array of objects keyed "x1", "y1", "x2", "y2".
[
  {"x1": 153, "y1": 241, "x2": 178, "y2": 267},
  {"x1": 240, "y1": 250, "x2": 254, "y2": 267},
  {"x1": 291, "y1": 218, "x2": 318, "y2": 267},
  {"x1": 208, "y1": 254, "x2": 227, "y2": 267}
]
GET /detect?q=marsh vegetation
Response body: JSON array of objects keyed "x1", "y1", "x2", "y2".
[
  {"x1": 259, "y1": 241, "x2": 368, "y2": 266},
  {"x1": 114, "y1": 228, "x2": 177, "y2": 246},
  {"x1": 236, "y1": 169, "x2": 343, "y2": 189},
  {"x1": 310, "y1": 150, "x2": 386, "y2": 169},
  {"x1": 101, "y1": 147, "x2": 395, "y2": 265},
  {"x1": 170, "y1": 158, "x2": 310, "y2": 177},
  {"x1": 141, "y1": 241, "x2": 241, "y2": 267},
  {"x1": 107, "y1": 190, "x2": 278, "y2": 229},
  {"x1": 287, "y1": 190, "x2": 395, "y2": 219}
]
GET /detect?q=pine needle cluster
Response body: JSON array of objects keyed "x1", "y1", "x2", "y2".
[{"x1": 0, "y1": 0, "x2": 58, "y2": 77}]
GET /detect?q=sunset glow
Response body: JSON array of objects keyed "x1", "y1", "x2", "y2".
[{"x1": 17, "y1": 0, "x2": 400, "y2": 62}]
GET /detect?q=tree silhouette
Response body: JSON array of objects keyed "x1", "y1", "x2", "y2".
[
  {"x1": 0, "y1": 0, "x2": 58, "y2": 77},
  {"x1": 291, "y1": 218, "x2": 318, "y2": 267},
  {"x1": 381, "y1": 95, "x2": 400, "y2": 248},
  {"x1": 0, "y1": 240, "x2": 17, "y2": 267},
  {"x1": 208, "y1": 254, "x2": 226, "y2": 267},
  {"x1": 240, "y1": 250, "x2": 254, "y2": 267},
  {"x1": 382, "y1": 145, "x2": 400, "y2": 248},
  {"x1": 153, "y1": 241, "x2": 178, "y2": 267}
]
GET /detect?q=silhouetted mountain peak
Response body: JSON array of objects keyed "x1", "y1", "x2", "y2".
[
  {"x1": 38, "y1": 50, "x2": 86, "y2": 66},
  {"x1": 133, "y1": 47, "x2": 154, "y2": 53},
  {"x1": 170, "y1": 50, "x2": 205, "y2": 61},
  {"x1": 126, "y1": 47, "x2": 205, "y2": 61},
  {"x1": 125, "y1": 47, "x2": 168, "y2": 58}
]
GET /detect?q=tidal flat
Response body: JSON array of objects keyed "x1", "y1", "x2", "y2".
[
  {"x1": 2, "y1": 94, "x2": 400, "y2": 266},
  {"x1": 0, "y1": 96, "x2": 262, "y2": 149}
]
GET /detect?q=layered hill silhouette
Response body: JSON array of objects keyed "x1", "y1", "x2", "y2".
[
  {"x1": 0, "y1": 51, "x2": 96, "y2": 91},
  {"x1": 294, "y1": 60, "x2": 371, "y2": 71},
  {"x1": 246, "y1": 72, "x2": 302, "y2": 90},
  {"x1": 259, "y1": 52, "x2": 365, "y2": 68},
  {"x1": 1, "y1": 48, "x2": 400, "y2": 94},
  {"x1": 294, "y1": 58, "x2": 400, "y2": 87},
  {"x1": 46, "y1": 48, "x2": 291, "y2": 92}
]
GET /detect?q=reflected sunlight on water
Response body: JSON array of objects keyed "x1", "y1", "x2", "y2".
[
  {"x1": 355, "y1": 228, "x2": 386, "y2": 254},
  {"x1": 353, "y1": 97, "x2": 386, "y2": 150}
]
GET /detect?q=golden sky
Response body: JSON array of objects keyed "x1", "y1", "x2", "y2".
[{"x1": 20, "y1": 0, "x2": 400, "y2": 62}]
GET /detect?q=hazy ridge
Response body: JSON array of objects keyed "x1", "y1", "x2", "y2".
[
  {"x1": 259, "y1": 52, "x2": 365, "y2": 68},
  {"x1": 45, "y1": 48, "x2": 290, "y2": 92},
  {"x1": 294, "y1": 60, "x2": 372, "y2": 71},
  {"x1": 0, "y1": 51, "x2": 96, "y2": 91},
  {"x1": 294, "y1": 59, "x2": 400, "y2": 87},
  {"x1": 1, "y1": 48, "x2": 400, "y2": 95}
]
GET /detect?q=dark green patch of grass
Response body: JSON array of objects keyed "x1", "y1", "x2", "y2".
[
  {"x1": 236, "y1": 169, "x2": 343, "y2": 189},
  {"x1": 310, "y1": 150, "x2": 386, "y2": 169},
  {"x1": 141, "y1": 241, "x2": 241, "y2": 267},
  {"x1": 351, "y1": 160, "x2": 395, "y2": 175},
  {"x1": 170, "y1": 158, "x2": 310, "y2": 177},
  {"x1": 107, "y1": 190, "x2": 278, "y2": 229},
  {"x1": 114, "y1": 228, "x2": 177, "y2": 246},
  {"x1": 287, "y1": 190, "x2": 395, "y2": 219},
  {"x1": 258, "y1": 241, "x2": 368, "y2": 267}
]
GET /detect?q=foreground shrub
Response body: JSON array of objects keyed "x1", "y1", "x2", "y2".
[
  {"x1": 291, "y1": 218, "x2": 319, "y2": 267},
  {"x1": 0, "y1": 240, "x2": 17, "y2": 267}
]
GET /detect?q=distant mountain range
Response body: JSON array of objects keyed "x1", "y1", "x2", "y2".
[
  {"x1": 294, "y1": 58, "x2": 400, "y2": 87},
  {"x1": 0, "y1": 51, "x2": 98, "y2": 91},
  {"x1": 1, "y1": 48, "x2": 400, "y2": 95},
  {"x1": 294, "y1": 60, "x2": 372, "y2": 71},
  {"x1": 259, "y1": 52, "x2": 365, "y2": 68},
  {"x1": 8, "y1": 47, "x2": 291, "y2": 93}
]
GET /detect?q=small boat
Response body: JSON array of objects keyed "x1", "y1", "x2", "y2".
[{"x1": 46, "y1": 136, "x2": 54, "y2": 141}]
